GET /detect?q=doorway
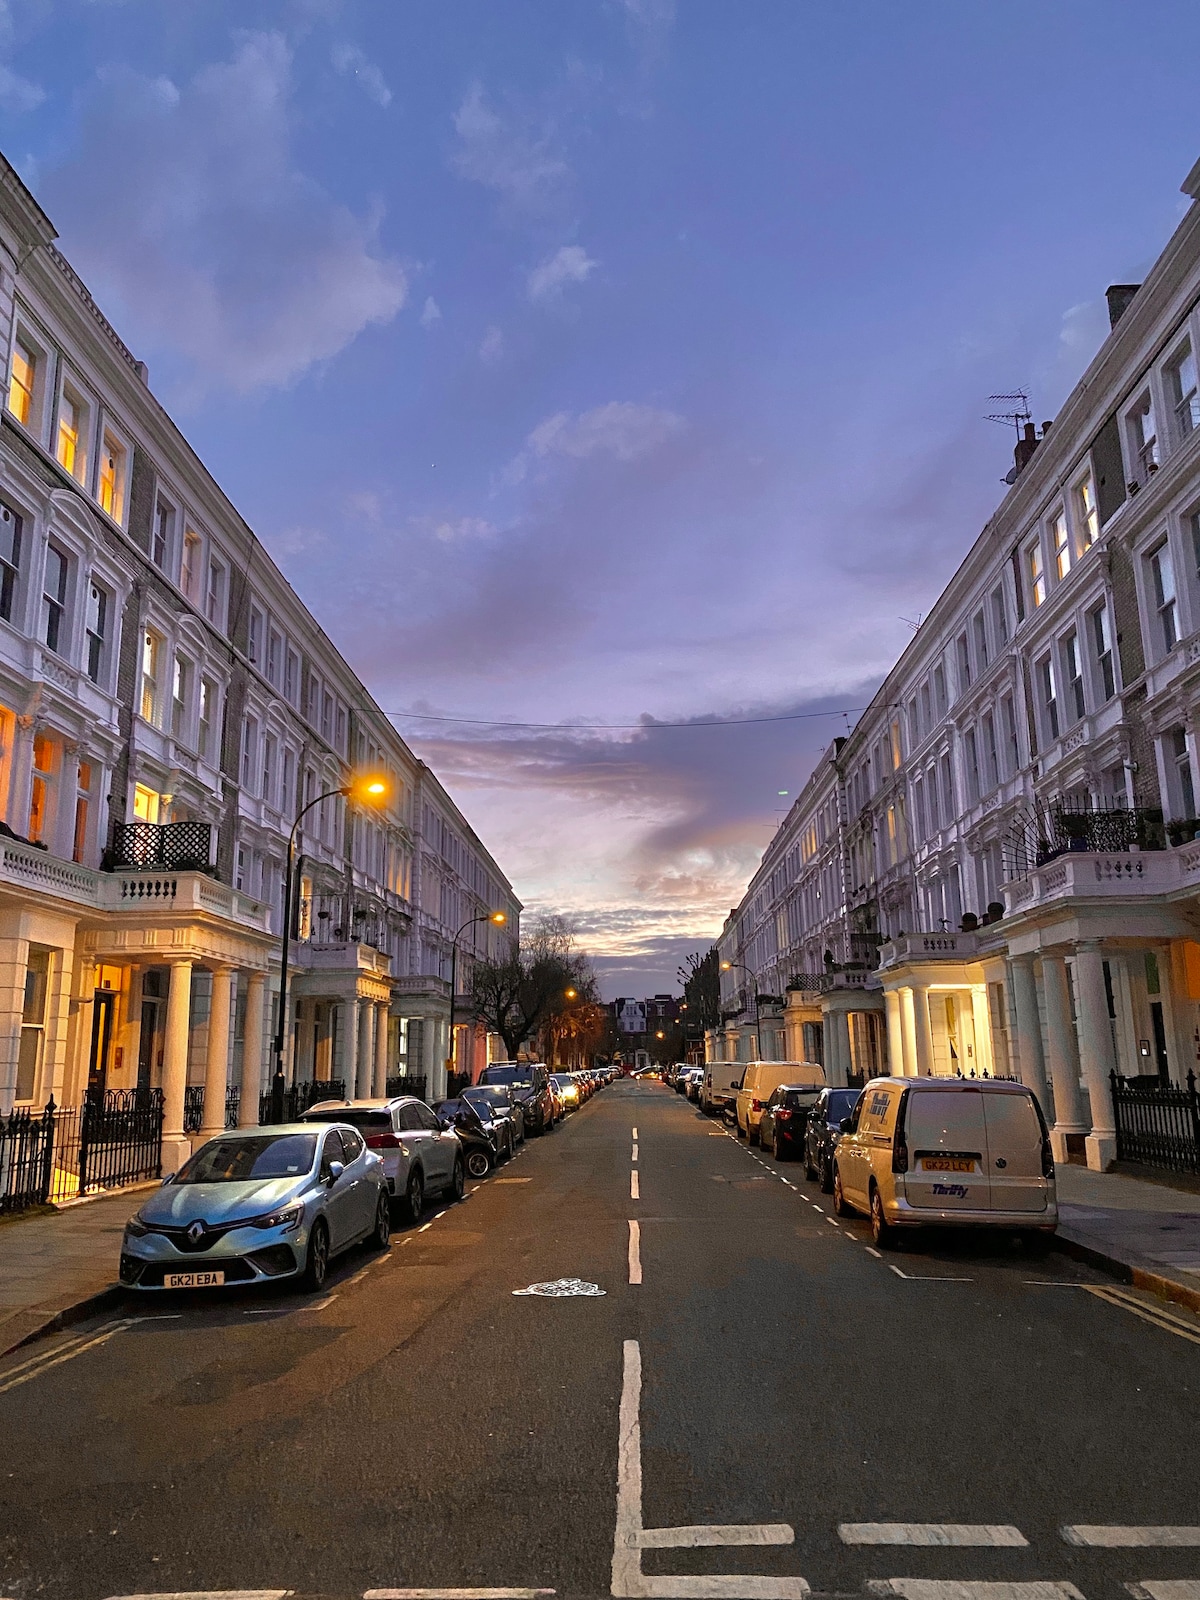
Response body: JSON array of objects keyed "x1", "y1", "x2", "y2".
[
  {"x1": 1150, "y1": 1000, "x2": 1170, "y2": 1082},
  {"x1": 137, "y1": 968, "x2": 167, "y2": 1091},
  {"x1": 88, "y1": 989, "x2": 116, "y2": 1100}
]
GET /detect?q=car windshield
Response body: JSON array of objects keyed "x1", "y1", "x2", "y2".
[
  {"x1": 826, "y1": 1090, "x2": 860, "y2": 1123},
  {"x1": 472, "y1": 1087, "x2": 511, "y2": 1110},
  {"x1": 176, "y1": 1133, "x2": 317, "y2": 1184},
  {"x1": 482, "y1": 1067, "x2": 533, "y2": 1089},
  {"x1": 303, "y1": 1109, "x2": 391, "y2": 1130},
  {"x1": 551, "y1": 1075, "x2": 572, "y2": 1087},
  {"x1": 783, "y1": 1089, "x2": 820, "y2": 1108},
  {"x1": 463, "y1": 1089, "x2": 500, "y2": 1118}
]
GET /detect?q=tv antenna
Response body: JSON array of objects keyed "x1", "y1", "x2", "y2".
[
  {"x1": 986, "y1": 390, "x2": 1032, "y2": 435},
  {"x1": 900, "y1": 613, "x2": 923, "y2": 633}
]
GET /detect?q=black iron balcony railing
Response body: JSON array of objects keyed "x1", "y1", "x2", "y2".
[
  {"x1": 1003, "y1": 801, "x2": 1164, "y2": 882},
  {"x1": 107, "y1": 820, "x2": 214, "y2": 873}
]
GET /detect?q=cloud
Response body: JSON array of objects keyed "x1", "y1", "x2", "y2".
[
  {"x1": 331, "y1": 42, "x2": 391, "y2": 107},
  {"x1": 0, "y1": 0, "x2": 44, "y2": 112},
  {"x1": 529, "y1": 401, "x2": 685, "y2": 462},
  {"x1": 479, "y1": 324, "x2": 504, "y2": 364},
  {"x1": 527, "y1": 244, "x2": 597, "y2": 302},
  {"x1": 450, "y1": 81, "x2": 568, "y2": 210},
  {"x1": 420, "y1": 295, "x2": 442, "y2": 327},
  {"x1": 619, "y1": 0, "x2": 677, "y2": 26},
  {"x1": 41, "y1": 32, "x2": 407, "y2": 394},
  {"x1": 411, "y1": 515, "x2": 496, "y2": 544}
]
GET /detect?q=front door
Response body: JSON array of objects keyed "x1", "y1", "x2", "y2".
[
  {"x1": 88, "y1": 990, "x2": 116, "y2": 1100},
  {"x1": 1150, "y1": 1001, "x2": 1170, "y2": 1082}
]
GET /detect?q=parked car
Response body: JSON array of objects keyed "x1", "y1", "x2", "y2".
[
  {"x1": 684, "y1": 1066, "x2": 705, "y2": 1102},
  {"x1": 759, "y1": 1084, "x2": 824, "y2": 1160},
  {"x1": 300, "y1": 1096, "x2": 464, "y2": 1221},
  {"x1": 736, "y1": 1062, "x2": 825, "y2": 1144},
  {"x1": 461, "y1": 1086, "x2": 517, "y2": 1161},
  {"x1": 550, "y1": 1072, "x2": 581, "y2": 1112},
  {"x1": 674, "y1": 1066, "x2": 691, "y2": 1096},
  {"x1": 120, "y1": 1124, "x2": 390, "y2": 1294},
  {"x1": 433, "y1": 1098, "x2": 499, "y2": 1179},
  {"x1": 803, "y1": 1087, "x2": 862, "y2": 1191},
  {"x1": 477, "y1": 1062, "x2": 557, "y2": 1134},
  {"x1": 832, "y1": 1077, "x2": 1058, "y2": 1248},
  {"x1": 702, "y1": 1060, "x2": 744, "y2": 1116},
  {"x1": 466, "y1": 1083, "x2": 526, "y2": 1144}
]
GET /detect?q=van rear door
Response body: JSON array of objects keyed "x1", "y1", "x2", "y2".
[
  {"x1": 903, "y1": 1088, "x2": 989, "y2": 1210},
  {"x1": 981, "y1": 1089, "x2": 1048, "y2": 1213}
]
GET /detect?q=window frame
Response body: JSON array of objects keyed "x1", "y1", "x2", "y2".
[
  {"x1": 41, "y1": 542, "x2": 69, "y2": 655},
  {"x1": 96, "y1": 421, "x2": 130, "y2": 526},
  {"x1": 1027, "y1": 535, "x2": 1046, "y2": 608},
  {"x1": 85, "y1": 578, "x2": 109, "y2": 686},
  {"x1": 1148, "y1": 539, "x2": 1179, "y2": 655},
  {"x1": 54, "y1": 372, "x2": 91, "y2": 486}
]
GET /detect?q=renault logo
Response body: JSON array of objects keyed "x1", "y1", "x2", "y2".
[{"x1": 186, "y1": 1220, "x2": 205, "y2": 1244}]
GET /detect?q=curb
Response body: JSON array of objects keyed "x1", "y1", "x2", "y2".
[
  {"x1": 1052, "y1": 1229, "x2": 1200, "y2": 1317},
  {"x1": 0, "y1": 1282, "x2": 125, "y2": 1361}
]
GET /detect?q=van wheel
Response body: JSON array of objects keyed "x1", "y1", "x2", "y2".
[
  {"x1": 748, "y1": 1124, "x2": 760, "y2": 1147},
  {"x1": 735, "y1": 1120, "x2": 746, "y2": 1139},
  {"x1": 833, "y1": 1167, "x2": 854, "y2": 1217},
  {"x1": 870, "y1": 1186, "x2": 893, "y2": 1248}
]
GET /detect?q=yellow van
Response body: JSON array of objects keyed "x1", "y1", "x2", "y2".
[{"x1": 736, "y1": 1061, "x2": 825, "y2": 1144}]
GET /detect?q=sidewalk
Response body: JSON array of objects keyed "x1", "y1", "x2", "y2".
[
  {"x1": 0, "y1": 1184, "x2": 153, "y2": 1357},
  {"x1": 1054, "y1": 1162, "x2": 1200, "y2": 1312}
]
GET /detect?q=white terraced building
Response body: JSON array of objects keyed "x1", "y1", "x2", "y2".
[
  {"x1": 713, "y1": 151, "x2": 1200, "y2": 1172},
  {"x1": 0, "y1": 152, "x2": 519, "y2": 1176}
]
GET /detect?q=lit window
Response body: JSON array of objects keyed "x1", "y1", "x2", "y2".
[
  {"x1": 8, "y1": 340, "x2": 35, "y2": 426},
  {"x1": 42, "y1": 545, "x2": 68, "y2": 653},
  {"x1": 16, "y1": 949, "x2": 50, "y2": 1102},
  {"x1": 181, "y1": 531, "x2": 201, "y2": 601},
  {"x1": 198, "y1": 677, "x2": 216, "y2": 761},
  {"x1": 171, "y1": 654, "x2": 192, "y2": 739},
  {"x1": 0, "y1": 499, "x2": 22, "y2": 624},
  {"x1": 73, "y1": 761, "x2": 92, "y2": 864},
  {"x1": 56, "y1": 390, "x2": 85, "y2": 482},
  {"x1": 1028, "y1": 539, "x2": 1046, "y2": 607},
  {"x1": 1052, "y1": 511, "x2": 1071, "y2": 580},
  {"x1": 1150, "y1": 542, "x2": 1178, "y2": 652},
  {"x1": 28, "y1": 733, "x2": 54, "y2": 842},
  {"x1": 98, "y1": 432, "x2": 127, "y2": 523},
  {"x1": 85, "y1": 581, "x2": 108, "y2": 684},
  {"x1": 1076, "y1": 474, "x2": 1098, "y2": 549},
  {"x1": 133, "y1": 783, "x2": 163, "y2": 823},
  {"x1": 1168, "y1": 345, "x2": 1199, "y2": 441},
  {"x1": 140, "y1": 630, "x2": 162, "y2": 724}
]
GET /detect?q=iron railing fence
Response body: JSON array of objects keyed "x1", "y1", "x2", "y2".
[
  {"x1": 385, "y1": 1075, "x2": 428, "y2": 1101},
  {"x1": 1003, "y1": 800, "x2": 1165, "y2": 882},
  {"x1": 107, "y1": 820, "x2": 213, "y2": 873},
  {"x1": 0, "y1": 1091, "x2": 164, "y2": 1212},
  {"x1": 1112, "y1": 1070, "x2": 1200, "y2": 1175},
  {"x1": 260, "y1": 1078, "x2": 347, "y2": 1125},
  {"x1": 182, "y1": 1084, "x2": 242, "y2": 1133}
]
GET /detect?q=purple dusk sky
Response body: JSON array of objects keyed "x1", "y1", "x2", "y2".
[{"x1": 3, "y1": 1, "x2": 1199, "y2": 996}]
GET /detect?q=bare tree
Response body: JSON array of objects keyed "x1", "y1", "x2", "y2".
[
  {"x1": 470, "y1": 915, "x2": 596, "y2": 1062},
  {"x1": 679, "y1": 946, "x2": 721, "y2": 1031}
]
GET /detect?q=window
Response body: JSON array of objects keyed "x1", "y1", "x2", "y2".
[
  {"x1": 336, "y1": 705, "x2": 347, "y2": 752},
  {"x1": 1038, "y1": 653, "x2": 1059, "y2": 741},
  {"x1": 0, "y1": 499, "x2": 22, "y2": 624},
  {"x1": 925, "y1": 764, "x2": 940, "y2": 832},
  {"x1": 16, "y1": 948, "x2": 50, "y2": 1102},
  {"x1": 1063, "y1": 631, "x2": 1085, "y2": 722},
  {"x1": 1076, "y1": 474, "x2": 1099, "y2": 549},
  {"x1": 8, "y1": 339, "x2": 35, "y2": 426},
  {"x1": 1150, "y1": 542, "x2": 1178, "y2": 652},
  {"x1": 267, "y1": 629, "x2": 282, "y2": 688},
  {"x1": 1090, "y1": 603, "x2": 1115, "y2": 701},
  {"x1": 1001, "y1": 694, "x2": 1020, "y2": 776},
  {"x1": 97, "y1": 431, "x2": 127, "y2": 523},
  {"x1": 41, "y1": 545, "x2": 68, "y2": 653},
  {"x1": 1168, "y1": 344, "x2": 1199, "y2": 442},
  {"x1": 1129, "y1": 392, "x2": 1159, "y2": 478},
  {"x1": 1172, "y1": 728, "x2": 1196, "y2": 819},
  {"x1": 133, "y1": 783, "x2": 165, "y2": 823},
  {"x1": 248, "y1": 606, "x2": 264, "y2": 666},
  {"x1": 284, "y1": 649, "x2": 299, "y2": 705},
  {"x1": 991, "y1": 585, "x2": 1008, "y2": 645},
  {"x1": 205, "y1": 558, "x2": 226, "y2": 627},
  {"x1": 281, "y1": 746, "x2": 296, "y2": 813},
  {"x1": 262, "y1": 734, "x2": 276, "y2": 807},
  {"x1": 321, "y1": 689, "x2": 333, "y2": 742},
  {"x1": 956, "y1": 632, "x2": 971, "y2": 693},
  {"x1": 307, "y1": 675, "x2": 320, "y2": 726},
  {"x1": 198, "y1": 677, "x2": 216, "y2": 761},
  {"x1": 1028, "y1": 538, "x2": 1046, "y2": 607},
  {"x1": 982, "y1": 711, "x2": 999, "y2": 792},
  {"x1": 1052, "y1": 511, "x2": 1071, "y2": 581},
  {"x1": 140, "y1": 629, "x2": 162, "y2": 724},
  {"x1": 171, "y1": 654, "x2": 192, "y2": 740},
  {"x1": 933, "y1": 664, "x2": 947, "y2": 717},
  {"x1": 973, "y1": 609, "x2": 988, "y2": 671},
  {"x1": 56, "y1": 387, "x2": 86, "y2": 482},
  {"x1": 920, "y1": 681, "x2": 932, "y2": 731},
  {"x1": 73, "y1": 760, "x2": 92, "y2": 864},
  {"x1": 241, "y1": 716, "x2": 258, "y2": 791},
  {"x1": 85, "y1": 581, "x2": 108, "y2": 684},
  {"x1": 964, "y1": 728, "x2": 980, "y2": 804},
  {"x1": 29, "y1": 733, "x2": 55, "y2": 841},
  {"x1": 152, "y1": 497, "x2": 174, "y2": 570},
  {"x1": 939, "y1": 750, "x2": 955, "y2": 823},
  {"x1": 181, "y1": 531, "x2": 201, "y2": 602}
]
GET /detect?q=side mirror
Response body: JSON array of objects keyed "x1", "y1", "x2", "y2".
[
  {"x1": 160, "y1": 1172, "x2": 175, "y2": 1186},
  {"x1": 327, "y1": 1160, "x2": 345, "y2": 1184},
  {"x1": 839, "y1": 1118, "x2": 854, "y2": 1135}
]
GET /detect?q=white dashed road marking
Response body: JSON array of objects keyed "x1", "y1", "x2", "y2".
[
  {"x1": 640, "y1": 1526, "x2": 794, "y2": 1549},
  {"x1": 629, "y1": 1220, "x2": 642, "y2": 1285},
  {"x1": 866, "y1": 1585, "x2": 1084, "y2": 1600},
  {"x1": 1062, "y1": 1527, "x2": 1200, "y2": 1547},
  {"x1": 841, "y1": 1525, "x2": 1028, "y2": 1547},
  {"x1": 1083, "y1": 1286, "x2": 1200, "y2": 1346},
  {"x1": 1127, "y1": 1585, "x2": 1200, "y2": 1600},
  {"x1": 366, "y1": 1590, "x2": 556, "y2": 1599},
  {"x1": 631, "y1": 1170, "x2": 640, "y2": 1200},
  {"x1": 0, "y1": 1319, "x2": 136, "y2": 1395}
]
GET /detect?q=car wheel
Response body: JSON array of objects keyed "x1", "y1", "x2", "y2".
[
  {"x1": 450, "y1": 1156, "x2": 465, "y2": 1200},
  {"x1": 466, "y1": 1147, "x2": 491, "y2": 1180},
  {"x1": 302, "y1": 1219, "x2": 329, "y2": 1291},
  {"x1": 870, "y1": 1185, "x2": 893, "y2": 1248},
  {"x1": 405, "y1": 1168, "x2": 424, "y2": 1223},
  {"x1": 833, "y1": 1166, "x2": 854, "y2": 1217},
  {"x1": 821, "y1": 1158, "x2": 835, "y2": 1195},
  {"x1": 371, "y1": 1193, "x2": 391, "y2": 1250}
]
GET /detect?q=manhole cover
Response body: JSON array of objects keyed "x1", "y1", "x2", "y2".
[{"x1": 512, "y1": 1277, "x2": 606, "y2": 1297}]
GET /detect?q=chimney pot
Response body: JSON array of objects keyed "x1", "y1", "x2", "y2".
[{"x1": 1105, "y1": 284, "x2": 1141, "y2": 329}]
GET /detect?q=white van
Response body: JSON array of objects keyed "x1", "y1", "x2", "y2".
[
  {"x1": 736, "y1": 1062, "x2": 826, "y2": 1143},
  {"x1": 701, "y1": 1060, "x2": 746, "y2": 1116},
  {"x1": 832, "y1": 1077, "x2": 1057, "y2": 1247}
]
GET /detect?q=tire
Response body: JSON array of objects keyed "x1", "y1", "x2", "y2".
[
  {"x1": 302, "y1": 1218, "x2": 329, "y2": 1292},
  {"x1": 450, "y1": 1156, "x2": 465, "y2": 1201},
  {"x1": 833, "y1": 1166, "x2": 854, "y2": 1218},
  {"x1": 466, "y1": 1147, "x2": 491, "y2": 1180},
  {"x1": 735, "y1": 1119, "x2": 746, "y2": 1139},
  {"x1": 405, "y1": 1167, "x2": 424, "y2": 1223},
  {"x1": 821, "y1": 1158, "x2": 835, "y2": 1195},
  {"x1": 869, "y1": 1185, "x2": 893, "y2": 1248},
  {"x1": 748, "y1": 1123, "x2": 760, "y2": 1147},
  {"x1": 371, "y1": 1193, "x2": 391, "y2": 1250}
]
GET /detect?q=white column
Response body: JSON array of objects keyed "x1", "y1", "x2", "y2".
[
  {"x1": 911, "y1": 984, "x2": 934, "y2": 1076},
  {"x1": 429, "y1": 1018, "x2": 448, "y2": 1101},
  {"x1": 10, "y1": 715, "x2": 36, "y2": 841},
  {"x1": 238, "y1": 971, "x2": 266, "y2": 1127},
  {"x1": 1074, "y1": 940, "x2": 1118, "y2": 1171},
  {"x1": 970, "y1": 985, "x2": 993, "y2": 1077},
  {"x1": 825, "y1": 1007, "x2": 850, "y2": 1087},
  {"x1": 1042, "y1": 953, "x2": 1086, "y2": 1162},
  {"x1": 356, "y1": 996, "x2": 373, "y2": 1098},
  {"x1": 1008, "y1": 955, "x2": 1048, "y2": 1105},
  {"x1": 199, "y1": 965, "x2": 233, "y2": 1141},
  {"x1": 899, "y1": 987, "x2": 917, "y2": 1076},
  {"x1": 342, "y1": 995, "x2": 360, "y2": 1096},
  {"x1": 161, "y1": 958, "x2": 193, "y2": 1173},
  {"x1": 884, "y1": 989, "x2": 904, "y2": 1078},
  {"x1": 372, "y1": 1001, "x2": 388, "y2": 1096}
]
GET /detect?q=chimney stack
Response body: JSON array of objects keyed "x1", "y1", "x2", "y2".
[
  {"x1": 1013, "y1": 420, "x2": 1039, "y2": 476},
  {"x1": 1106, "y1": 284, "x2": 1141, "y2": 329}
]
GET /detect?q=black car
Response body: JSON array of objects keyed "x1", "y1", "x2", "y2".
[
  {"x1": 803, "y1": 1087, "x2": 863, "y2": 1190},
  {"x1": 477, "y1": 1063, "x2": 556, "y2": 1134},
  {"x1": 433, "y1": 1098, "x2": 499, "y2": 1179},
  {"x1": 460, "y1": 1087, "x2": 517, "y2": 1161},
  {"x1": 759, "y1": 1084, "x2": 823, "y2": 1160}
]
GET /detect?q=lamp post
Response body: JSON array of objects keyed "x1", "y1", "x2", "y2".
[
  {"x1": 720, "y1": 960, "x2": 762, "y2": 1060},
  {"x1": 447, "y1": 909, "x2": 507, "y2": 1090},
  {"x1": 271, "y1": 776, "x2": 388, "y2": 1111}
]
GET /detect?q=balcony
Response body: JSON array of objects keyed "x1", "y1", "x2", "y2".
[
  {"x1": 878, "y1": 931, "x2": 980, "y2": 969},
  {"x1": 1003, "y1": 849, "x2": 1182, "y2": 917},
  {"x1": 107, "y1": 820, "x2": 215, "y2": 873}
]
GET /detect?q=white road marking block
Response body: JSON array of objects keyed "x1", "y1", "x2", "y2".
[
  {"x1": 1126, "y1": 1585, "x2": 1200, "y2": 1600},
  {"x1": 632, "y1": 1128, "x2": 638, "y2": 1139},
  {"x1": 1063, "y1": 1527, "x2": 1200, "y2": 1547},
  {"x1": 865, "y1": 1585, "x2": 1084, "y2": 1600},
  {"x1": 640, "y1": 1526, "x2": 793, "y2": 1548},
  {"x1": 841, "y1": 1525, "x2": 1027, "y2": 1547},
  {"x1": 633, "y1": 1144, "x2": 639, "y2": 1162},
  {"x1": 866, "y1": 1248, "x2": 883, "y2": 1260},
  {"x1": 629, "y1": 1220, "x2": 642, "y2": 1285},
  {"x1": 631, "y1": 1171, "x2": 640, "y2": 1200}
]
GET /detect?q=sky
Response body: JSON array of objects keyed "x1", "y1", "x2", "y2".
[{"x1": 2, "y1": 1, "x2": 1199, "y2": 998}]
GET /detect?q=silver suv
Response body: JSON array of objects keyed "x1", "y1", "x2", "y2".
[{"x1": 301, "y1": 1096, "x2": 464, "y2": 1220}]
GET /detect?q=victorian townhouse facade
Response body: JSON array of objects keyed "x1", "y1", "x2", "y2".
[
  {"x1": 714, "y1": 151, "x2": 1200, "y2": 1172},
  {"x1": 0, "y1": 153, "x2": 519, "y2": 1173}
]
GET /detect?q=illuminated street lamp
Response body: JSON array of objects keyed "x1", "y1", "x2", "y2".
[
  {"x1": 272, "y1": 776, "x2": 389, "y2": 1098},
  {"x1": 448, "y1": 910, "x2": 508, "y2": 1088},
  {"x1": 720, "y1": 959, "x2": 762, "y2": 1059}
]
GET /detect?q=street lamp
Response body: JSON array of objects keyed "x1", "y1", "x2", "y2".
[
  {"x1": 721, "y1": 960, "x2": 762, "y2": 1059},
  {"x1": 272, "y1": 776, "x2": 388, "y2": 1104},
  {"x1": 447, "y1": 909, "x2": 507, "y2": 1089}
]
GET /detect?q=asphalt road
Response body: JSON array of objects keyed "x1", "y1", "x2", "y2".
[{"x1": 1, "y1": 1078, "x2": 1199, "y2": 1600}]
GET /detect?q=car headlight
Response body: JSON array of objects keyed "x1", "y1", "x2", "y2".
[
  {"x1": 124, "y1": 1216, "x2": 149, "y2": 1238},
  {"x1": 253, "y1": 1203, "x2": 303, "y2": 1231}
]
